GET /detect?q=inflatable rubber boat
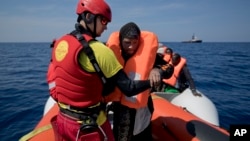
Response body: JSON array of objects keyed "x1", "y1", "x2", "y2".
[
  {"x1": 151, "y1": 90, "x2": 229, "y2": 141},
  {"x1": 19, "y1": 88, "x2": 229, "y2": 141}
]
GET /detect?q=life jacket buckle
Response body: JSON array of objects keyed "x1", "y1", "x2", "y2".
[
  {"x1": 76, "y1": 115, "x2": 108, "y2": 141},
  {"x1": 80, "y1": 116, "x2": 98, "y2": 131}
]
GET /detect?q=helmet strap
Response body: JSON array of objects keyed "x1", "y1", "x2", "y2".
[
  {"x1": 81, "y1": 13, "x2": 97, "y2": 38},
  {"x1": 81, "y1": 13, "x2": 95, "y2": 24},
  {"x1": 93, "y1": 16, "x2": 97, "y2": 38}
]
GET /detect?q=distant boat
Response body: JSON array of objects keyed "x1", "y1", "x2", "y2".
[{"x1": 182, "y1": 34, "x2": 202, "y2": 43}]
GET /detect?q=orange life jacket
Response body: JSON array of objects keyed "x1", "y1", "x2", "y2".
[
  {"x1": 157, "y1": 46, "x2": 171, "y2": 63},
  {"x1": 163, "y1": 57, "x2": 186, "y2": 87},
  {"x1": 48, "y1": 34, "x2": 103, "y2": 108},
  {"x1": 104, "y1": 31, "x2": 158, "y2": 109}
]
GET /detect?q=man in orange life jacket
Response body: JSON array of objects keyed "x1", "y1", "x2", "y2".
[
  {"x1": 167, "y1": 53, "x2": 201, "y2": 96},
  {"x1": 46, "y1": 1, "x2": 159, "y2": 141},
  {"x1": 104, "y1": 22, "x2": 174, "y2": 141}
]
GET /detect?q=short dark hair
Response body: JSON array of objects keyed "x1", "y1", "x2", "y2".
[
  {"x1": 172, "y1": 53, "x2": 181, "y2": 66},
  {"x1": 119, "y1": 22, "x2": 141, "y2": 43},
  {"x1": 166, "y1": 48, "x2": 173, "y2": 54}
]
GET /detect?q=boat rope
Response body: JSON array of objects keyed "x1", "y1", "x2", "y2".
[{"x1": 19, "y1": 124, "x2": 52, "y2": 141}]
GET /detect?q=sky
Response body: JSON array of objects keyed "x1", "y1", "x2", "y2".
[{"x1": 1, "y1": 0, "x2": 250, "y2": 42}]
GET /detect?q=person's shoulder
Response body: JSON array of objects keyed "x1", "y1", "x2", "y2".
[
  {"x1": 141, "y1": 31, "x2": 157, "y2": 36},
  {"x1": 89, "y1": 40, "x2": 106, "y2": 47},
  {"x1": 55, "y1": 33, "x2": 76, "y2": 42},
  {"x1": 89, "y1": 40, "x2": 112, "y2": 50},
  {"x1": 140, "y1": 31, "x2": 158, "y2": 42},
  {"x1": 89, "y1": 40, "x2": 116, "y2": 58}
]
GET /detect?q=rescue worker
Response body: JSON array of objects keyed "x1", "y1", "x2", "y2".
[
  {"x1": 104, "y1": 22, "x2": 174, "y2": 141},
  {"x1": 47, "y1": 1, "x2": 159, "y2": 141}
]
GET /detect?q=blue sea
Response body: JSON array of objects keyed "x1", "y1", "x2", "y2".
[{"x1": 0, "y1": 42, "x2": 250, "y2": 140}]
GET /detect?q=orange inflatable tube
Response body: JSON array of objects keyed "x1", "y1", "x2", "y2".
[
  {"x1": 151, "y1": 94, "x2": 229, "y2": 141},
  {"x1": 20, "y1": 95, "x2": 230, "y2": 141},
  {"x1": 19, "y1": 103, "x2": 58, "y2": 141}
]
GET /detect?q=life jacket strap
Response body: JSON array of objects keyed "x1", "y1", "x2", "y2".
[{"x1": 70, "y1": 29, "x2": 107, "y2": 85}]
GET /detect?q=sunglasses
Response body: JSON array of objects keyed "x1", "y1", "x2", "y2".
[{"x1": 100, "y1": 17, "x2": 108, "y2": 25}]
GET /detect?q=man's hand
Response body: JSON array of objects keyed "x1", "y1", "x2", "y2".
[
  {"x1": 191, "y1": 89, "x2": 202, "y2": 97},
  {"x1": 148, "y1": 68, "x2": 161, "y2": 87}
]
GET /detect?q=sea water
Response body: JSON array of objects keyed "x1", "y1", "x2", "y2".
[{"x1": 0, "y1": 42, "x2": 249, "y2": 140}]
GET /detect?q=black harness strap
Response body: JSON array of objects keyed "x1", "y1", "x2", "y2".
[
  {"x1": 69, "y1": 30, "x2": 108, "y2": 133},
  {"x1": 70, "y1": 30, "x2": 107, "y2": 85}
]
